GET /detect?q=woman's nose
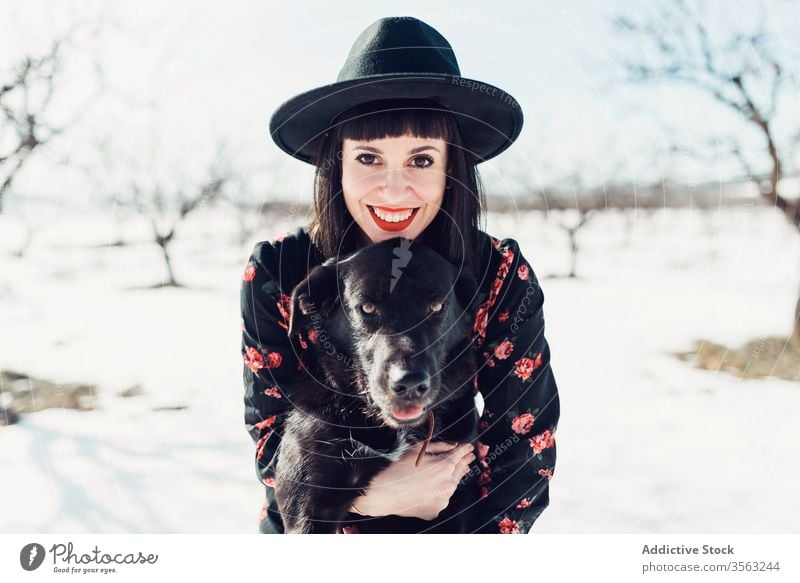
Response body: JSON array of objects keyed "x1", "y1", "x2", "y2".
[{"x1": 381, "y1": 167, "x2": 410, "y2": 198}]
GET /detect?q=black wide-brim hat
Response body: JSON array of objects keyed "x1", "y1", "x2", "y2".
[{"x1": 269, "y1": 16, "x2": 524, "y2": 165}]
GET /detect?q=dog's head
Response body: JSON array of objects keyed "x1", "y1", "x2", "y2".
[{"x1": 287, "y1": 237, "x2": 478, "y2": 429}]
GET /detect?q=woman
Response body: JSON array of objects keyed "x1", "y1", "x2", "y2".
[{"x1": 241, "y1": 16, "x2": 559, "y2": 534}]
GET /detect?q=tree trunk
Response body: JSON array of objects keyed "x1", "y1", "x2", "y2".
[
  {"x1": 158, "y1": 241, "x2": 179, "y2": 287},
  {"x1": 568, "y1": 227, "x2": 578, "y2": 278},
  {"x1": 0, "y1": 156, "x2": 27, "y2": 215}
]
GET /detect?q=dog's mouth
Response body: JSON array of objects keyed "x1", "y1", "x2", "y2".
[{"x1": 390, "y1": 402, "x2": 426, "y2": 422}]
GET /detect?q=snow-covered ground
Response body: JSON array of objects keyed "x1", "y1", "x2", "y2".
[{"x1": 1, "y1": 204, "x2": 798, "y2": 533}]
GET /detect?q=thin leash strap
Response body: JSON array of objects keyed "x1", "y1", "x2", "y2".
[{"x1": 414, "y1": 410, "x2": 435, "y2": 467}]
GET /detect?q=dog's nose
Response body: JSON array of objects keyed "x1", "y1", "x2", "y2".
[{"x1": 390, "y1": 370, "x2": 431, "y2": 401}]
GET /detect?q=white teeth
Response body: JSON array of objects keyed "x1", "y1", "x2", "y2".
[{"x1": 371, "y1": 207, "x2": 414, "y2": 222}]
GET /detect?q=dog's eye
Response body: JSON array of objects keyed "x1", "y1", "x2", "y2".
[
  {"x1": 429, "y1": 300, "x2": 444, "y2": 313},
  {"x1": 360, "y1": 302, "x2": 377, "y2": 315}
]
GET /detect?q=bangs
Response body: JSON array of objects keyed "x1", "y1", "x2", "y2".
[{"x1": 335, "y1": 98, "x2": 456, "y2": 144}]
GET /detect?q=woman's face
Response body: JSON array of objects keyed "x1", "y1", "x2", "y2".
[{"x1": 341, "y1": 133, "x2": 448, "y2": 243}]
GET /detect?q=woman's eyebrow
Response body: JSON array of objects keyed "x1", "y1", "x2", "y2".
[{"x1": 353, "y1": 145, "x2": 441, "y2": 154}]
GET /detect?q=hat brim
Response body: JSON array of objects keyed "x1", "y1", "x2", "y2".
[{"x1": 269, "y1": 73, "x2": 524, "y2": 165}]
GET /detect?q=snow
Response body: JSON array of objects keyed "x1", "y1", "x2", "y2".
[{"x1": 1, "y1": 204, "x2": 798, "y2": 533}]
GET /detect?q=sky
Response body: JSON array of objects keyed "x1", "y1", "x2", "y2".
[{"x1": 1, "y1": 0, "x2": 798, "y2": 209}]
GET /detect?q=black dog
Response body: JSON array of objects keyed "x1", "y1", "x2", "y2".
[{"x1": 274, "y1": 237, "x2": 481, "y2": 533}]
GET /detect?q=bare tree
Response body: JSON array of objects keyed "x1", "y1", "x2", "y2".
[
  {"x1": 0, "y1": 20, "x2": 102, "y2": 214},
  {"x1": 551, "y1": 182, "x2": 607, "y2": 279},
  {"x1": 1, "y1": 43, "x2": 54, "y2": 208},
  {"x1": 128, "y1": 156, "x2": 231, "y2": 288},
  {"x1": 614, "y1": 0, "x2": 800, "y2": 337},
  {"x1": 559, "y1": 210, "x2": 592, "y2": 279}
]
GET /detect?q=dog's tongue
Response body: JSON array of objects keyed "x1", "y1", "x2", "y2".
[{"x1": 392, "y1": 404, "x2": 424, "y2": 420}]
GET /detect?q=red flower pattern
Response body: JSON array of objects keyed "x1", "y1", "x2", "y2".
[
  {"x1": 256, "y1": 434, "x2": 269, "y2": 461},
  {"x1": 263, "y1": 476, "x2": 275, "y2": 487},
  {"x1": 489, "y1": 277, "x2": 503, "y2": 303},
  {"x1": 511, "y1": 412, "x2": 535, "y2": 435},
  {"x1": 243, "y1": 262, "x2": 256, "y2": 282},
  {"x1": 497, "y1": 249, "x2": 514, "y2": 278},
  {"x1": 472, "y1": 241, "x2": 516, "y2": 349},
  {"x1": 513, "y1": 353, "x2": 542, "y2": 381},
  {"x1": 473, "y1": 303, "x2": 490, "y2": 341},
  {"x1": 516, "y1": 498, "x2": 532, "y2": 509},
  {"x1": 494, "y1": 339, "x2": 514, "y2": 360},
  {"x1": 498, "y1": 517, "x2": 520, "y2": 534},
  {"x1": 263, "y1": 386, "x2": 281, "y2": 399},
  {"x1": 277, "y1": 294, "x2": 291, "y2": 331},
  {"x1": 529, "y1": 429, "x2": 556, "y2": 455},
  {"x1": 244, "y1": 346, "x2": 265, "y2": 373},
  {"x1": 517, "y1": 264, "x2": 529, "y2": 280},
  {"x1": 254, "y1": 415, "x2": 277, "y2": 432},
  {"x1": 538, "y1": 468, "x2": 553, "y2": 480}
]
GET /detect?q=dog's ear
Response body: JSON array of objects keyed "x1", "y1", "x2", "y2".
[
  {"x1": 452, "y1": 265, "x2": 479, "y2": 314},
  {"x1": 287, "y1": 263, "x2": 339, "y2": 338}
]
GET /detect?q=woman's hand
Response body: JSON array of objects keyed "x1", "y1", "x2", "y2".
[{"x1": 349, "y1": 441, "x2": 476, "y2": 521}]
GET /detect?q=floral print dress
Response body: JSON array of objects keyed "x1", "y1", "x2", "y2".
[{"x1": 241, "y1": 226, "x2": 560, "y2": 534}]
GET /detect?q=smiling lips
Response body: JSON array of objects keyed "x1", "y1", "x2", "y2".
[{"x1": 367, "y1": 204, "x2": 420, "y2": 232}]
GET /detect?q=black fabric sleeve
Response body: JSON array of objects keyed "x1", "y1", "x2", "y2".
[
  {"x1": 241, "y1": 240, "x2": 300, "y2": 534},
  {"x1": 464, "y1": 237, "x2": 560, "y2": 534}
]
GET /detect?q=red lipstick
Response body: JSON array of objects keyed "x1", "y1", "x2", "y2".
[{"x1": 366, "y1": 205, "x2": 420, "y2": 232}]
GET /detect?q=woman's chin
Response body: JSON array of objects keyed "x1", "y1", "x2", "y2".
[
  {"x1": 372, "y1": 228, "x2": 416, "y2": 242},
  {"x1": 362, "y1": 221, "x2": 426, "y2": 242}
]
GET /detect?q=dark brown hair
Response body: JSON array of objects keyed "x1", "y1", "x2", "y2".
[{"x1": 307, "y1": 98, "x2": 490, "y2": 275}]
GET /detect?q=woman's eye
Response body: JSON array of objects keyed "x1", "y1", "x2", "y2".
[
  {"x1": 356, "y1": 153, "x2": 379, "y2": 165},
  {"x1": 411, "y1": 155, "x2": 433, "y2": 169},
  {"x1": 356, "y1": 154, "x2": 432, "y2": 168},
  {"x1": 429, "y1": 300, "x2": 444, "y2": 313},
  {"x1": 361, "y1": 302, "x2": 377, "y2": 315}
]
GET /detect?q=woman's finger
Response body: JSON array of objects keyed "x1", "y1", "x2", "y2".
[
  {"x1": 423, "y1": 441, "x2": 459, "y2": 453},
  {"x1": 451, "y1": 452, "x2": 476, "y2": 480},
  {"x1": 447, "y1": 443, "x2": 474, "y2": 462}
]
